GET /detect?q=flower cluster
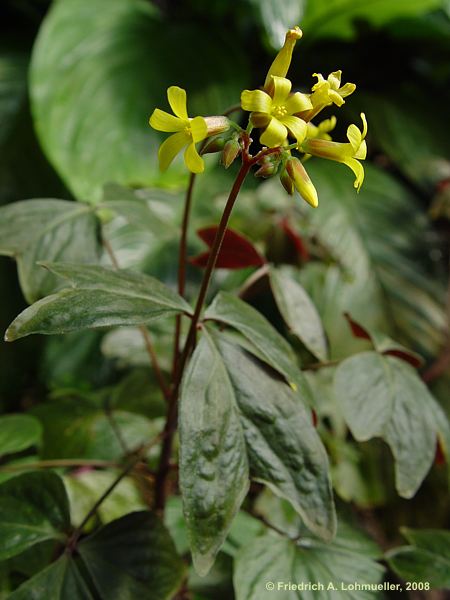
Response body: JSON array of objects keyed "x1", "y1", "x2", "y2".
[{"x1": 149, "y1": 26, "x2": 367, "y2": 207}]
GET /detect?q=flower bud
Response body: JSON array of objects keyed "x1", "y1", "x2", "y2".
[
  {"x1": 279, "y1": 167, "x2": 294, "y2": 195},
  {"x1": 286, "y1": 157, "x2": 318, "y2": 207},
  {"x1": 221, "y1": 138, "x2": 241, "y2": 169},
  {"x1": 204, "y1": 116, "x2": 230, "y2": 136},
  {"x1": 202, "y1": 136, "x2": 226, "y2": 155},
  {"x1": 254, "y1": 154, "x2": 281, "y2": 178}
]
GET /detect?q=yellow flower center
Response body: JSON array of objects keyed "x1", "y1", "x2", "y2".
[{"x1": 272, "y1": 105, "x2": 288, "y2": 118}]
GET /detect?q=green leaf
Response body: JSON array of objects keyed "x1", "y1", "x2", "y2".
[
  {"x1": 179, "y1": 333, "x2": 249, "y2": 576},
  {"x1": 334, "y1": 352, "x2": 442, "y2": 497},
  {"x1": 30, "y1": 0, "x2": 249, "y2": 201},
  {"x1": 217, "y1": 337, "x2": 336, "y2": 542},
  {"x1": 9, "y1": 512, "x2": 185, "y2": 599},
  {"x1": 32, "y1": 397, "x2": 160, "y2": 460},
  {"x1": 234, "y1": 522, "x2": 384, "y2": 600},
  {"x1": 301, "y1": 0, "x2": 441, "y2": 41},
  {"x1": 248, "y1": 0, "x2": 305, "y2": 48},
  {"x1": 8, "y1": 555, "x2": 95, "y2": 600},
  {"x1": 0, "y1": 471, "x2": 70, "y2": 560},
  {"x1": 5, "y1": 262, "x2": 191, "y2": 340},
  {"x1": 0, "y1": 414, "x2": 42, "y2": 458},
  {"x1": 78, "y1": 511, "x2": 185, "y2": 600},
  {"x1": 386, "y1": 528, "x2": 450, "y2": 589},
  {"x1": 0, "y1": 200, "x2": 100, "y2": 303},
  {"x1": 270, "y1": 266, "x2": 328, "y2": 362},
  {"x1": 205, "y1": 291, "x2": 313, "y2": 403},
  {"x1": 297, "y1": 161, "x2": 446, "y2": 357}
]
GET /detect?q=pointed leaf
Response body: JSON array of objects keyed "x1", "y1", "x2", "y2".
[
  {"x1": 179, "y1": 333, "x2": 249, "y2": 576},
  {"x1": 334, "y1": 352, "x2": 441, "y2": 497},
  {"x1": 0, "y1": 414, "x2": 42, "y2": 458},
  {"x1": 0, "y1": 471, "x2": 70, "y2": 560},
  {"x1": 344, "y1": 313, "x2": 424, "y2": 368},
  {"x1": 386, "y1": 529, "x2": 450, "y2": 589},
  {"x1": 0, "y1": 200, "x2": 100, "y2": 302},
  {"x1": 5, "y1": 263, "x2": 191, "y2": 340},
  {"x1": 234, "y1": 522, "x2": 384, "y2": 600},
  {"x1": 205, "y1": 292, "x2": 313, "y2": 403},
  {"x1": 78, "y1": 511, "x2": 185, "y2": 599},
  {"x1": 270, "y1": 266, "x2": 328, "y2": 361},
  {"x1": 217, "y1": 338, "x2": 336, "y2": 541}
]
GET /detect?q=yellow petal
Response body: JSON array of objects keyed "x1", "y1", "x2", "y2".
[
  {"x1": 339, "y1": 82, "x2": 356, "y2": 98},
  {"x1": 347, "y1": 123, "x2": 362, "y2": 150},
  {"x1": 280, "y1": 115, "x2": 307, "y2": 144},
  {"x1": 251, "y1": 112, "x2": 271, "y2": 128},
  {"x1": 329, "y1": 89, "x2": 345, "y2": 106},
  {"x1": 241, "y1": 89, "x2": 272, "y2": 113},
  {"x1": 158, "y1": 131, "x2": 189, "y2": 171},
  {"x1": 355, "y1": 140, "x2": 367, "y2": 160},
  {"x1": 271, "y1": 76, "x2": 292, "y2": 104},
  {"x1": 285, "y1": 91, "x2": 313, "y2": 114},
  {"x1": 264, "y1": 26, "x2": 302, "y2": 89},
  {"x1": 190, "y1": 116, "x2": 208, "y2": 143},
  {"x1": 260, "y1": 117, "x2": 288, "y2": 147},
  {"x1": 328, "y1": 70, "x2": 342, "y2": 89},
  {"x1": 149, "y1": 108, "x2": 185, "y2": 133},
  {"x1": 344, "y1": 157, "x2": 365, "y2": 191},
  {"x1": 311, "y1": 73, "x2": 326, "y2": 91},
  {"x1": 168, "y1": 86, "x2": 188, "y2": 120},
  {"x1": 184, "y1": 142, "x2": 205, "y2": 173},
  {"x1": 360, "y1": 112, "x2": 368, "y2": 138}
]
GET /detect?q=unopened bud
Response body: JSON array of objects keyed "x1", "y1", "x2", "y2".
[
  {"x1": 286, "y1": 157, "x2": 318, "y2": 208},
  {"x1": 279, "y1": 167, "x2": 294, "y2": 195},
  {"x1": 204, "y1": 116, "x2": 230, "y2": 136},
  {"x1": 221, "y1": 138, "x2": 241, "y2": 169},
  {"x1": 202, "y1": 136, "x2": 226, "y2": 155},
  {"x1": 254, "y1": 154, "x2": 281, "y2": 178}
]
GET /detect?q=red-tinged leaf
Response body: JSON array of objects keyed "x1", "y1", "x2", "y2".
[
  {"x1": 344, "y1": 312, "x2": 424, "y2": 369},
  {"x1": 190, "y1": 226, "x2": 265, "y2": 270},
  {"x1": 383, "y1": 349, "x2": 423, "y2": 369},
  {"x1": 434, "y1": 439, "x2": 446, "y2": 466},
  {"x1": 280, "y1": 217, "x2": 309, "y2": 261},
  {"x1": 344, "y1": 312, "x2": 371, "y2": 340}
]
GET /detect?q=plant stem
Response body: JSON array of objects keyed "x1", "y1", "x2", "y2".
[
  {"x1": 154, "y1": 159, "x2": 251, "y2": 511},
  {"x1": 101, "y1": 235, "x2": 171, "y2": 402},
  {"x1": 66, "y1": 434, "x2": 162, "y2": 551},
  {"x1": 0, "y1": 459, "x2": 119, "y2": 472},
  {"x1": 172, "y1": 171, "x2": 196, "y2": 377}
]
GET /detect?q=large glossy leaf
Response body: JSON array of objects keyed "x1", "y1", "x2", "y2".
[
  {"x1": 205, "y1": 292, "x2": 313, "y2": 402},
  {"x1": 301, "y1": 0, "x2": 441, "y2": 41},
  {"x1": 216, "y1": 337, "x2": 336, "y2": 541},
  {"x1": 0, "y1": 414, "x2": 42, "y2": 457},
  {"x1": 0, "y1": 200, "x2": 100, "y2": 303},
  {"x1": 0, "y1": 471, "x2": 70, "y2": 560},
  {"x1": 78, "y1": 512, "x2": 185, "y2": 600},
  {"x1": 9, "y1": 512, "x2": 185, "y2": 600},
  {"x1": 5, "y1": 262, "x2": 191, "y2": 340},
  {"x1": 297, "y1": 161, "x2": 446, "y2": 357},
  {"x1": 179, "y1": 333, "x2": 249, "y2": 576},
  {"x1": 270, "y1": 266, "x2": 328, "y2": 362},
  {"x1": 30, "y1": 0, "x2": 249, "y2": 201},
  {"x1": 234, "y1": 521, "x2": 384, "y2": 600},
  {"x1": 386, "y1": 528, "x2": 450, "y2": 589},
  {"x1": 334, "y1": 352, "x2": 443, "y2": 497}
]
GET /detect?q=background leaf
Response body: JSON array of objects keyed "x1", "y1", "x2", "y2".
[
  {"x1": 0, "y1": 200, "x2": 100, "y2": 303},
  {"x1": 30, "y1": 0, "x2": 250, "y2": 201},
  {"x1": 334, "y1": 352, "x2": 442, "y2": 497},
  {"x1": 0, "y1": 414, "x2": 42, "y2": 457},
  {"x1": 0, "y1": 471, "x2": 70, "y2": 560}
]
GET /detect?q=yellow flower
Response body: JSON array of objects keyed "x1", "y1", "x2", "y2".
[
  {"x1": 306, "y1": 116, "x2": 337, "y2": 142},
  {"x1": 264, "y1": 26, "x2": 302, "y2": 91},
  {"x1": 311, "y1": 71, "x2": 356, "y2": 108},
  {"x1": 241, "y1": 76, "x2": 312, "y2": 147},
  {"x1": 301, "y1": 113, "x2": 368, "y2": 191},
  {"x1": 150, "y1": 86, "x2": 221, "y2": 174}
]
